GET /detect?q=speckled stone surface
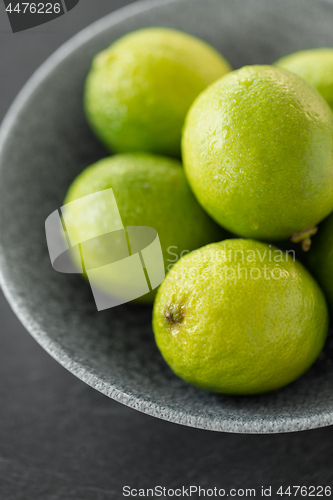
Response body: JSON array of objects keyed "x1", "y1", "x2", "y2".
[{"x1": 1, "y1": 0, "x2": 333, "y2": 434}]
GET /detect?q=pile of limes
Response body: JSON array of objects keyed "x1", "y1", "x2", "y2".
[{"x1": 65, "y1": 28, "x2": 333, "y2": 395}]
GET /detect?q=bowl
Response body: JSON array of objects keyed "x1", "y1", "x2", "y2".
[{"x1": 1, "y1": 0, "x2": 333, "y2": 434}]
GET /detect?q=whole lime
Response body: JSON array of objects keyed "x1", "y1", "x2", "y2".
[
  {"x1": 153, "y1": 239, "x2": 328, "y2": 394},
  {"x1": 275, "y1": 48, "x2": 333, "y2": 109},
  {"x1": 63, "y1": 153, "x2": 226, "y2": 303},
  {"x1": 182, "y1": 65, "x2": 333, "y2": 241},
  {"x1": 306, "y1": 212, "x2": 333, "y2": 310},
  {"x1": 84, "y1": 28, "x2": 231, "y2": 157}
]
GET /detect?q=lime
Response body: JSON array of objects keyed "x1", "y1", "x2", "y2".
[
  {"x1": 275, "y1": 48, "x2": 333, "y2": 108},
  {"x1": 182, "y1": 65, "x2": 333, "y2": 241},
  {"x1": 84, "y1": 28, "x2": 231, "y2": 157},
  {"x1": 306, "y1": 212, "x2": 333, "y2": 310},
  {"x1": 63, "y1": 153, "x2": 226, "y2": 303},
  {"x1": 153, "y1": 239, "x2": 328, "y2": 394}
]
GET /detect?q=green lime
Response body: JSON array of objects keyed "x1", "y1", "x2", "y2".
[
  {"x1": 153, "y1": 239, "x2": 328, "y2": 394},
  {"x1": 84, "y1": 28, "x2": 231, "y2": 157},
  {"x1": 63, "y1": 153, "x2": 226, "y2": 303},
  {"x1": 182, "y1": 65, "x2": 333, "y2": 241},
  {"x1": 306, "y1": 212, "x2": 333, "y2": 310},
  {"x1": 275, "y1": 48, "x2": 333, "y2": 108}
]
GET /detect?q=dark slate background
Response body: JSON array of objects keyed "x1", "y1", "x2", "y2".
[{"x1": 1, "y1": 1, "x2": 333, "y2": 498}]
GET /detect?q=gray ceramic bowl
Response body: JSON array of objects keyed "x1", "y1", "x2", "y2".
[{"x1": 1, "y1": 0, "x2": 333, "y2": 434}]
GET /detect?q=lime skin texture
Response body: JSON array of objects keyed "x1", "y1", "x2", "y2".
[
  {"x1": 306, "y1": 212, "x2": 333, "y2": 311},
  {"x1": 182, "y1": 65, "x2": 333, "y2": 241},
  {"x1": 275, "y1": 48, "x2": 333, "y2": 109},
  {"x1": 84, "y1": 27, "x2": 231, "y2": 158},
  {"x1": 153, "y1": 239, "x2": 328, "y2": 395},
  {"x1": 63, "y1": 153, "x2": 226, "y2": 303}
]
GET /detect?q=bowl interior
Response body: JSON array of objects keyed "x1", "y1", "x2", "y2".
[{"x1": 1, "y1": 0, "x2": 333, "y2": 433}]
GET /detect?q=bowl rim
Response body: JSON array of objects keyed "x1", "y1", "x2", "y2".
[{"x1": 1, "y1": 0, "x2": 333, "y2": 434}]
